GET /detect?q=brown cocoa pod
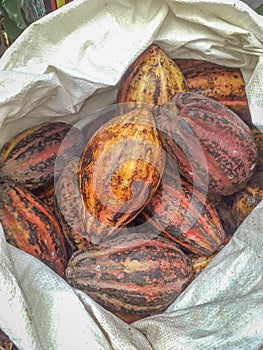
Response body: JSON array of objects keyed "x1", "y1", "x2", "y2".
[
  {"x1": 251, "y1": 125, "x2": 263, "y2": 171},
  {"x1": 54, "y1": 157, "x2": 92, "y2": 252},
  {"x1": 231, "y1": 170, "x2": 263, "y2": 228},
  {"x1": 0, "y1": 329, "x2": 19, "y2": 350},
  {"x1": 207, "y1": 193, "x2": 237, "y2": 238},
  {"x1": 32, "y1": 180, "x2": 55, "y2": 213}
]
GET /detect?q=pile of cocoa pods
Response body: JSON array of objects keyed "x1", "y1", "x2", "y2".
[{"x1": 0, "y1": 43, "x2": 262, "y2": 324}]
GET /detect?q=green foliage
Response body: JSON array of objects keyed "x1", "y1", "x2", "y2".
[
  {"x1": 255, "y1": 4, "x2": 263, "y2": 15},
  {"x1": 0, "y1": 0, "x2": 29, "y2": 40}
]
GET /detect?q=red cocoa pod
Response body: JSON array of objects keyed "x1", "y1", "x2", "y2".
[
  {"x1": 65, "y1": 230, "x2": 193, "y2": 323},
  {"x1": 117, "y1": 44, "x2": 187, "y2": 106},
  {"x1": 156, "y1": 92, "x2": 258, "y2": 195},
  {"x1": 174, "y1": 58, "x2": 252, "y2": 125},
  {"x1": 0, "y1": 122, "x2": 85, "y2": 190},
  {"x1": 0, "y1": 181, "x2": 68, "y2": 276},
  {"x1": 78, "y1": 107, "x2": 166, "y2": 244},
  {"x1": 138, "y1": 159, "x2": 225, "y2": 256}
]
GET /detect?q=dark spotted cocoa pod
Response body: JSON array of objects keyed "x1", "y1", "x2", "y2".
[
  {"x1": 66, "y1": 231, "x2": 193, "y2": 323},
  {"x1": 174, "y1": 58, "x2": 252, "y2": 126},
  {"x1": 54, "y1": 157, "x2": 92, "y2": 252},
  {"x1": 231, "y1": 170, "x2": 263, "y2": 228},
  {"x1": 78, "y1": 107, "x2": 166, "y2": 244},
  {"x1": 117, "y1": 44, "x2": 187, "y2": 106},
  {"x1": 0, "y1": 122, "x2": 85, "y2": 190},
  {"x1": 139, "y1": 160, "x2": 225, "y2": 256},
  {"x1": 251, "y1": 125, "x2": 263, "y2": 171},
  {"x1": 32, "y1": 180, "x2": 55, "y2": 213},
  {"x1": 156, "y1": 92, "x2": 258, "y2": 195}
]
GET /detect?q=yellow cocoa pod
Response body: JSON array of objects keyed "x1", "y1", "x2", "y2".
[
  {"x1": 78, "y1": 107, "x2": 166, "y2": 244},
  {"x1": 117, "y1": 44, "x2": 187, "y2": 106}
]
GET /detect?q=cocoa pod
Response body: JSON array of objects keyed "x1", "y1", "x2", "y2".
[
  {"x1": 231, "y1": 170, "x2": 263, "y2": 228},
  {"x1": 207, "y1": 193, "x2": 237, "y2": 238},
  {"x1": 187, "y1": 252, "x2": 217, "y2": 282},
  {"x1": 54, "y1": 157, "x2": 92, "y2": 252},
  {"x1": 117, "y1": 44, "x2": 187, "y2": 106},
  {"x1": 0, "y1": 122, "x2": 85, "y2": 190},
  {"x1": 65, "y1": 231, "x2": 193, "y2": 323},
  {"x1": 78, "y1": 107, "x2": 166, "y2": 244},
  {"x1": 32, "y1": 180, "x2": 55, "y2": 213},
  {"x1": 0, "y1": 329, "x2": 18, "y2": 350},
  {"x1": 156, "y1": 91, "x2": 258, "y2": 195},
  {"x1": 81, "y1": 105, "x2": 121, "y2": 143},
  {"x1": 138, "y1": 159, "x2": 225, "y2": 256},
  {"x1": 251, "y1": 125, "x2": 263, "y2": 171},
  {"x1": 0, "y1": 181, "x2": 68, "y2": 276},
  {"x1": 174, "y1": 58, "x2": 252, "y2": 125}
]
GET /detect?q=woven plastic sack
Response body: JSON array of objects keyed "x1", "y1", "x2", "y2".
[{"x1": 0, "y1": 1, "x2": 263, "y2": 349}]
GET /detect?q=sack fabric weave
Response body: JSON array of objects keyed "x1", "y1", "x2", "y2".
[{"x1": 0, "y1": 1, "x2": 263, "y2": 349}]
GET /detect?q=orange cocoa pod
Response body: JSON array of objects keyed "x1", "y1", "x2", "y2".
[
  {"x1": 78, "y1": 107, "x2": 166, "y2": 244},
  {"x1": 0, "y1": 181, "x2": 68, "y2": 276},
  {"x1": 117, "y1": 44, "x2": 187, "y2": 106},
  {"x1": 174, "y1": 58, "x2": 252, "y2": 125}
]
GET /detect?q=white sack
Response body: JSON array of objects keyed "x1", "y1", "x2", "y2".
[{"x1": 0, "y1": 0, "x2": 263, "y2": 349}]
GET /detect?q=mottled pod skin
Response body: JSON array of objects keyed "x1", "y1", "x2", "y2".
[
  {"x1": 139, "y1": 159, "x2": 225, "y2": 256},
  {"x1": 174, "y1": 59, "x2": 252, "y2": 125},
  {"x1": 0, "y1": 122, "x2": 85, "y2": 190},
  {"x1": 156, "y1": 92, "x2": 258, "y2": 195},
  {"x1": 78, "y1": 107, "x2": 166, "y2": 244},
  {"x1": 251, "y1": 126, "x2": 263, "y2": 171},
  {"x1": 32, "y1": 180, "x2": 55, "y2": 213},
  {"x1": 117, "y1": 44, "x2": 187, "y2": 106},
  {"x1": 0, "y1": 181, "x2": 68, "y2": 276},
  {"x1": 65, "y1": 231, "x2": 193, "y2": 323},
  {"x1": 187, "y1": 252, "x2": 217, "y2": 282},
  {"x1": 231, "y1": 170, "x2": 263, "y2": 228},
  {"x1": 0, "y1": 328, "x2": 19, "y2": 350},
  {"x1": 54, "y1": 157, "x2": 92, "y2": 253}
]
